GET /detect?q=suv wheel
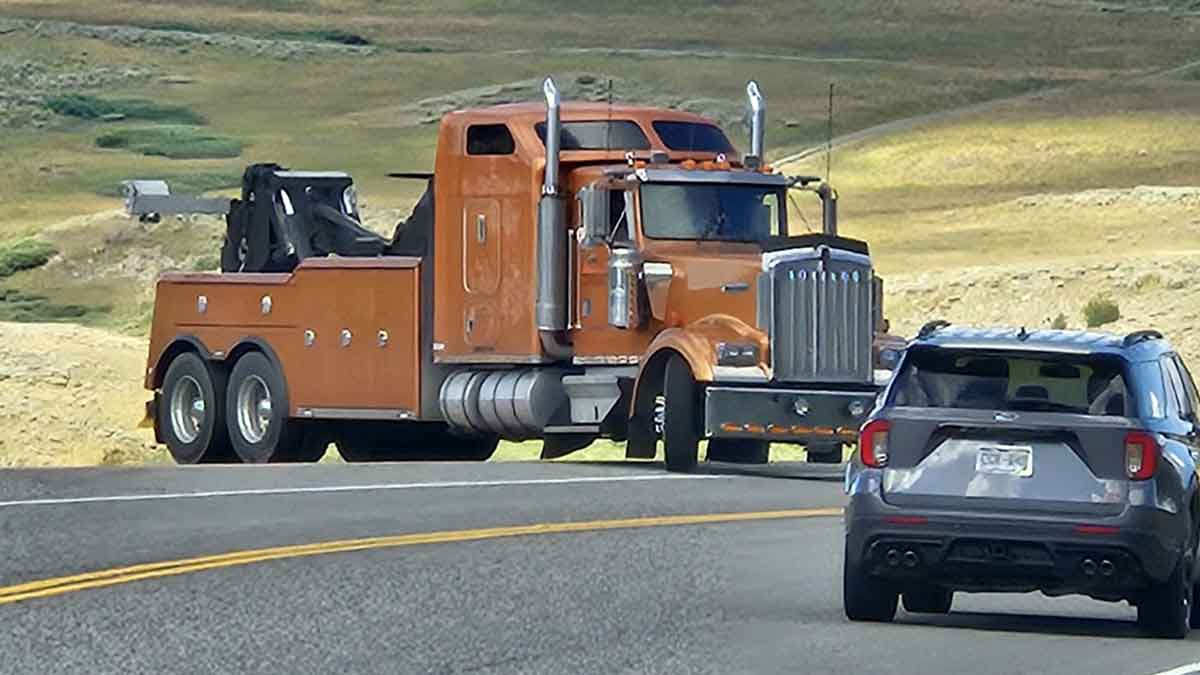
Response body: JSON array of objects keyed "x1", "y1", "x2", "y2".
[
  {"x1": 843, "y1": 540, "x2": 898, "y2": 622},
  {"x1": 1138, "y1": 556, "x2": 1192, "y2": 639},
  {"x1": 902, "y1": 587, "x2": 953, "y2": 614}
]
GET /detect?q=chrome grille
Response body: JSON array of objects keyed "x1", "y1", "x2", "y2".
[{"x1": 760, "y1": 248, "x2": 873, "y2": 383}]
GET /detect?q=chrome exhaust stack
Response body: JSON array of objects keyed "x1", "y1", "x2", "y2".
[
  {"x1": 746, "y1": 80, "x2": 765, "y2": 162},
  {"x1": 535, "y1": 77, "x2": 571, "y2": 358}
]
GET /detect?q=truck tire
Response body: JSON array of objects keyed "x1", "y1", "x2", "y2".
[
  {"x1": 158, "y1": 352, "x2": 234, "y2": 464},
  {"x1": 807, "y1": 442, "x2": 844, "y2": 464},
  {"x1": 843, "y1": 540, "x2": 898, "y2": 622},
  {"x1": 707, "y1": 438, "x2": 769, "y2": 464},
  {"x1": 1137, "y1": 555, "x2": 1192, "y2": 638},
  {"x1": 662, "y1": 354, "x2": 700, "y2": 473},
  {"x1": 902, "y1": 587, "x2": 953, "y2": 614},
  {"x1": 225, "y1": 351, "x2": 303, "y2": 463}
]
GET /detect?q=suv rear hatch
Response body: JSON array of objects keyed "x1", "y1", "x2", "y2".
[{"x1": 881, "y1": 346, "x2": 1138, "y2": 517}]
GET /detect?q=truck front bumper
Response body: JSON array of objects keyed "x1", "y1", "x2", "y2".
[{"x1": 703, "y1": 385, "x2": 877, "y2": 443}]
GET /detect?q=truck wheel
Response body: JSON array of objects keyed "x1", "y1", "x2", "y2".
[
  {"x1": 843, "y1": 540, "x2": 898, "y2": 622},
  {"x1": 225, "y1": 351, "x2": 302, "y2": 463},
  {"x1": 1137, "y1": 555, "x2": 1192, "y2": 638},
  {"x1": 807, "y1": 442, "x2": 844, "y2": 464},
  {"x1": 158, "y1": 352, "x2": 234, "y2": 464},
  {"x1": 662, "y1": 354, "x2": 700, "y2": 473},
  {"x1": 707, "y1": 438, "x2": 769, "y2": 464},
  {"x1": 902, "y1": 587, "x2": 953, "y2": 614}
]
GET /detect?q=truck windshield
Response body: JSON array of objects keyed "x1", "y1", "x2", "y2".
[
  {"x1": 640, "y1": 183, "x2": 782, "y2": 242},
  {"x1": 890, "y1": 347, "x2": 1134, "y2": 416}
]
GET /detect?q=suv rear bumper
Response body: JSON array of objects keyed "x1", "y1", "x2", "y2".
[{"x1": 846, "y1": 490, "x2": 1187, "y2": 598}]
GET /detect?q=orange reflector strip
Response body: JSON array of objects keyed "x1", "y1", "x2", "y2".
[
  {"x1": 791, "y1": 425, "x2": 813, "y2": 435},
  {"x1": 720, "y1": 423, "x2": 740, "y2": 433}
]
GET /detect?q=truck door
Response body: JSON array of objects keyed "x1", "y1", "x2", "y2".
[{"x1": 458, "y1": 123, "x2": 520, "y2": 350}]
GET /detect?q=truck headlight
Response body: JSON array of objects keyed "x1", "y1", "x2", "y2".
[
  {"x1": 716, "y1": 342, "x2": 759, "y2": 367},
  {"x1": 878, "y1": 347, "x2": 901, "y2": 369}
]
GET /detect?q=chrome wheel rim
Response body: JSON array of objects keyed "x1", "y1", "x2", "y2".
[
  {"x1": 236, "y1": 374, "x2": 272, "y2": 444},
  {"x1": 169, "y1": 375, "x2": 205, "y2": 444}
]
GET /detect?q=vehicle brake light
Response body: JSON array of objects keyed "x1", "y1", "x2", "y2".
[
  {"x1": 1124, "y1": 431, "x2": 1159, "y2": 480},
  {"x1": 859, "y1": 419, "x2": 891, "y2": 468}
]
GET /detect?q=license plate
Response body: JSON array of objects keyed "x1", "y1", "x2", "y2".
[{"x1": 976, "y1": 445, "x2": 1034, "y2": 477}]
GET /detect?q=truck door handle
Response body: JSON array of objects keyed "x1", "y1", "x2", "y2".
[
  {"x1": 476, "y1": 214, "x2": 487, "y2": 243},
  {"x1": 721, "y1": 282, "x2": 749, "y2": 293}
]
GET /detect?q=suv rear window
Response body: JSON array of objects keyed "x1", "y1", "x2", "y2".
[{"x1": 891, "y1": 348, "x2": 1133, "y2": 416}]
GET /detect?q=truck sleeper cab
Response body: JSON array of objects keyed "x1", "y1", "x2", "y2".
[{"x1": 144, "y1": 78, "x2": 892, "y2": 468}]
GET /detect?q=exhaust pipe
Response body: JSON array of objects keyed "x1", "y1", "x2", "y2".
[
  {"x1": 1099, "y1": 559, "x2": 1115, "y2": 577},
  {"x1": 902, "y1": 550, "x2": 919, "y2": 569},
  {"x1": 746, "y1": 80, "x2": 765, "y2": 161},
  {"x1": 818, "y1": 182, "x2": 838, "y2": 236},
  {"x1": 535, "y1": 77, "x2": 571, "y2": 359},
  {"x1": 886, "y1": 548, "x2": 901, "y2": 567},
  {"x1": 1081, "y1": 559, "x2": 1097, "y2": 576},
  {"x1": 542, "y1": 78, "x2": 561, "y2": 197}
]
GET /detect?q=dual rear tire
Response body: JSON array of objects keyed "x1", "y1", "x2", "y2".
[{"x1": 159, "y1": 350, "x2": 310, "y2": 464}]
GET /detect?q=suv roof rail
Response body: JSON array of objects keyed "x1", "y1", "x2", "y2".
[
  {"x1": 917, "y1": 320, "x2": 950, "y2": 339},
  {"x1": 1123, "y1": 329, "x2": 1164, "y2": 348}
]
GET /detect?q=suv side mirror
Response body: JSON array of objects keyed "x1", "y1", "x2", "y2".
[{"x1": 578, "y1": 184, "x2": 610, "y2": 247}]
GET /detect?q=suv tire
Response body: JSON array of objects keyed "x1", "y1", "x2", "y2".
[
  {"x1": 1138, "y1": 556, "x2": 1192, "y2": 639},
  {"x1": 843, "y1": 541, "x2": 898, "y2": 622}
]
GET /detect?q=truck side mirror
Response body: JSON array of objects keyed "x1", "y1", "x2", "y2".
[{"x1": 578, "y1": 184, "x2": 610, "y2": 247}]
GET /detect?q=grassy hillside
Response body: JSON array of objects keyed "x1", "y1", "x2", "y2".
[{"x1": 1, "y1": 2, "x2": 1200, "y2": 464}]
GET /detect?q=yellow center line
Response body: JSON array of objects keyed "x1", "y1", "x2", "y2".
[{"x1": 0, "y1": 507, "x2": 842, "y2": 606}]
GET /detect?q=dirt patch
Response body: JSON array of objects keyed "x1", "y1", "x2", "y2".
[{"x1": 0, "y1": 321, "x2": 163, "y2": 466}]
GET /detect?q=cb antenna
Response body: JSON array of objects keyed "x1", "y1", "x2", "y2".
[
  {"x1": 605, "y1": 78, "x2": 614, "y2": 154},
  {"x1": 825, "y1": 82, "x2": 835, "y2": 183}
]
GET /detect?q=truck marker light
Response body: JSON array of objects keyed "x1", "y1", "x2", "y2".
[
  {"x1": 720, "y1": 423, "x2": 740, "y2": 433},
  {"x1": 1124, "y1": 431, "x2": 1159, "y2": 480},
  {"x1": 859, "y1": 419, "x2": 890, "y2": 468}
]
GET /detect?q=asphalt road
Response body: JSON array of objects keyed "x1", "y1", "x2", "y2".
[{"x1": 0, "y1": 461, "x2": 1197, "y2": 675}]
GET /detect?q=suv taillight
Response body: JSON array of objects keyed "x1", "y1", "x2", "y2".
[
  {"x1": 859, "y1": 419, "x2": 891, "y2": 468},
  {"x1": 1124, "y1": 431, "x2": 1159, "y2": 480}
]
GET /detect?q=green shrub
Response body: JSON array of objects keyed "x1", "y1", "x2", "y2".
[
  {"x1": 45, "y1": 94, "x2": 204, "y2": 125},
  {"x1": 1049, "y1": 313, "x2": 1068, "y2": 330},
  {"x1": 0, "y1": 289, "x2": 107, "y2": 322},
  {"x1": 190, "y1": 255, "x2": 221, "y2": 272},
  {"x1": 1083, "y1": 296, "x2": 1120, "y2": 328},
  {"x1": 0, "y1": 239, "x2": 57, "y2": 278},
  {"x1": 95, "y1": 126, "x2": 243, "y2": 159}
]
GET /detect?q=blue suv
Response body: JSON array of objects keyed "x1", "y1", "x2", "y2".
[{"x1": 844, "y1": 324, "x2": 1200, "y2": 638}]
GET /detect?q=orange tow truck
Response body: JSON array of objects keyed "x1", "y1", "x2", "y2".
[{"x1": 143, "y1": 78, "x2": 895, "y2": 469}]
